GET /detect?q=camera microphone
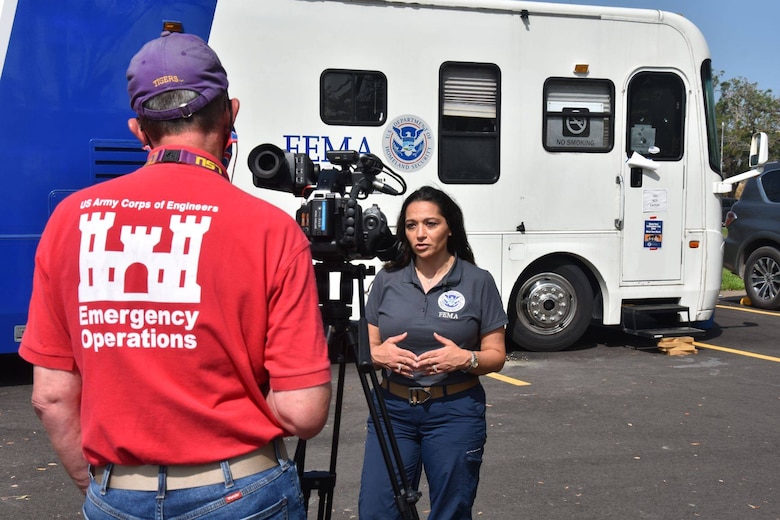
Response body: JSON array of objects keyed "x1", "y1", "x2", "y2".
[{"x1": 371, "y1": 179, "x2": 400, "y2": 196}]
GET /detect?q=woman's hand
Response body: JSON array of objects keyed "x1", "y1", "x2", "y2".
[
  {"x1": 369, "y1": 328, "x2": 417, "y2": 377},
  {"x1": 414, "y1": 332, "x2": 472, "y2": 375},
  {"x1": 416, "y1": 328, "x2": 506, "y2": 376}
]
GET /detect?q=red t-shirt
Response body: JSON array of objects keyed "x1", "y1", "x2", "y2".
[{"x1": 19, "y1": 146, "x2": 331, "y2": 466}]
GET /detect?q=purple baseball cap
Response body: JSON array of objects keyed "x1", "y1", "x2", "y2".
[{"x1": 126, "y1": 31, "x2": 228, "y2": 121}]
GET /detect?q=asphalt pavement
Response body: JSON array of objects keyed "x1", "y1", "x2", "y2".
[{"x1": 2, "y1": 291, "x2": 779, "y2": 519}]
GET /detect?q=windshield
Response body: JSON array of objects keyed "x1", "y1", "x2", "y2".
[{"x1": 701, "y1": 59, "x2": 721, "y2": 175}]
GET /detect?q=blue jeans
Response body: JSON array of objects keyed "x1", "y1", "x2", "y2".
[
  {"x1": 83, "y1": 453, "x2": 305, "y2": 519},
  {"x1": 358, "y1": 383, "x2": 486, "y2": 520}
]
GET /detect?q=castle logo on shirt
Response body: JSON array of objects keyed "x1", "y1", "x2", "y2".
[
  {"x1": 78, "y1": 211, "x2": 210, "y2": 303},
  {"x1": 438, "y1": 290, "x2": 465, "y2": 319},
  {"x1": 76, "y1": 210, "x2": 211, "y2": 353}
]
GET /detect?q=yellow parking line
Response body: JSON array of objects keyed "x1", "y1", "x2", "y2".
[
  {"x1": 693, "y1": 341, "x2": 780, "y2": 363},
  {"x1": 487, "y1": 372, "x2": 531, "y2": 386},
  {"x1": 715, "y1": 304, "x2": 780, "y2": 317}
]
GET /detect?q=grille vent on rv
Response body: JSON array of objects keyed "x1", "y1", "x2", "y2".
[{"x1": 89, "y1": 139, "x2": 147, "y2": 182}]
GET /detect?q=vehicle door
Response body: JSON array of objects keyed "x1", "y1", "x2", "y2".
[{"x1": 621, "y1": 71, "x2": 687, "y2": 283}]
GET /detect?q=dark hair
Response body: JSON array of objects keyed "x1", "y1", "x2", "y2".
[
  {"x1": 385, "y1": 185, "x2": 475, "y2": 270},
  {"x1": 138, "y1": 89, "x2": 229, "y2": 142}
]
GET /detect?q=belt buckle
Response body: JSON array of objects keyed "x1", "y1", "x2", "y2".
[{"x1": 408, "y1": 386, "x2": 431, "y2": 405}]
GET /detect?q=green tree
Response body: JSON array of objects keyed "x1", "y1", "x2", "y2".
[{"x1": 715, "y1": 74, "x2": 780, "y2": 178}]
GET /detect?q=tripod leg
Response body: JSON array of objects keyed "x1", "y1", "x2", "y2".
[
  {"x1": 293, "y1": 439, "x2": 309, "y2": 501},
  {"x1": 296, "y1": 325, "x2": 348, "y2": 520},
  {"x1": 356, "y1": 364, "x2": 421, "y2": 520}
]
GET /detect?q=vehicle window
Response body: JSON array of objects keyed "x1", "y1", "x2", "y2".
[
  {"x1": 627, "y1": 72, "x2": 685, "y2": 160},
  {"x1": 439, "y1": 62, "x2": 500, "y2": 183},
  {"x1": 701, "y1": 60, "x2": 721, "y2": 172},
  {"x1": 760, "y1": 170, "x2": 780, "y2": 203},
  {"x1": 320, "y1": 69, "x2": 387, "y2": 126},
  {"x1": 543, "y1": 78, "x2": 614, "y2": 153}
]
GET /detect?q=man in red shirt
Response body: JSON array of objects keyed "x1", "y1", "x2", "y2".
[{"x1": 19, "y1": 30, "x2": 331, "y2": 519}]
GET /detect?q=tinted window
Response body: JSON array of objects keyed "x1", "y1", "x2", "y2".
[
  {"x1": 701, "y1": 60, "x2": 720, "y2": 172},
  {"x1": 439, "y1": 62, "x2": 500, "y2": 183},
  {"x1": 321, "y1": 70, "x2": 387, "y2": 126},
  {"x1": 627, "y1": 72, "x2": 685, "y2": 160},
  {"x1": 760, "y1": 169, "x2": 780, "y2": 203}
]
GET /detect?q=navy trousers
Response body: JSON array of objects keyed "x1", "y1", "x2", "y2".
[{"x1": 358, "y1": 383, "x2": 486, "y2": 520}]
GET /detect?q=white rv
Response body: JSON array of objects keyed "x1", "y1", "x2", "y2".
[{"x1": 212, "y1": 0, "x2": 726, "y2": 351}]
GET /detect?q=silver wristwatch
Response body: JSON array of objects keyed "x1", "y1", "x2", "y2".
[{"x1": 463, "y1": 351, "x2": 479, "y2": 373}]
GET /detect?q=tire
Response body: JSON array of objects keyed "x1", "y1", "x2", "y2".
[
  {"x1": 508, "y1": 262, "x2": 594, "y2": 352},
  {"x1": 743, "y1": 246, "x2": 780, "y2": 310}
]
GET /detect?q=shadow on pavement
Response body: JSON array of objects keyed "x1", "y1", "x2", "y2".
[{"x1": 0, "y1": 354, "x2": 33, "y2": 387}]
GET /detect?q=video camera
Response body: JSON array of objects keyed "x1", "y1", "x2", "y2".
[{"x1": 248, "y1": 143, "x2": 405, "y2": 262}]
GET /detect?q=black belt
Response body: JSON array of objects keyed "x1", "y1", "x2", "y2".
[{"x1": 380, "y1": 378, "x2": 479, "y2": 405}]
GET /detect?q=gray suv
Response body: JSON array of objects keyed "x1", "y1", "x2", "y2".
[{"x1": 723, "y1": 162, "x2": 780, "y2": 309}]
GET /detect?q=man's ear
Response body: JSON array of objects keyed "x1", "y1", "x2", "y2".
[
  {"x1": 230, "y1": 98, "x2": 240, "y2": 125},
  {"x1": 128, "y1": 118, "x2": 151, "y2": 149}
]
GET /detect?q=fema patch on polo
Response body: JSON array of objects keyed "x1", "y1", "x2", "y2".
[
  {"x1": 438, "y1": 290, "x2": 466, "y2": 313},
  {"x1": 382, "y1": 114, "x2": 435, "y2": 171}
]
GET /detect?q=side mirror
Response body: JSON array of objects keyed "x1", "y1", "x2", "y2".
[
  {"x1": 713, "y1": 132, "x2": 768, "y2": 193},
  {"x1": 748, "y1": 132, "x2": 769, "y2": 169}
]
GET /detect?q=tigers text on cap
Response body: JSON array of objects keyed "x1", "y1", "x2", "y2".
[{"x1": 127, "y1": 31, "x2": 228, "y2": 121}]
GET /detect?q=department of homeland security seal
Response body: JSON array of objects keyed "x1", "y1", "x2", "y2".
[
  {"x1": 438, "y1": 290, "x2": 466, "y2": 313},
  {"x1": 382, "y1": 114, "x2": 435, "y2": 171}
]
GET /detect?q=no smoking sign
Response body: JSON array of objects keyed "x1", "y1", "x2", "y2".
[{"x1": 562, "y1": 107, "x2": 590, "y2": 137}]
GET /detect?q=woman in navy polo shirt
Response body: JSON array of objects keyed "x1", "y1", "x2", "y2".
[{"x1": 359, "y1": 186, "x2": 507, "y2": 519}]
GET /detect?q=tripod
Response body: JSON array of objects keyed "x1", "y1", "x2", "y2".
[{"x1": 294, "y1": 261, "x2": 420, "y2": 520}]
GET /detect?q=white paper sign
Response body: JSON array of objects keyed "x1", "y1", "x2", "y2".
[{"x1": 643, "y1": 189, "x2": 668, "y2": 212}]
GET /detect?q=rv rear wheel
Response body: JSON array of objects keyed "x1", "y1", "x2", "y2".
[{"x1": 509, "y1": 262, "x2": 593, "y2": 352}]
